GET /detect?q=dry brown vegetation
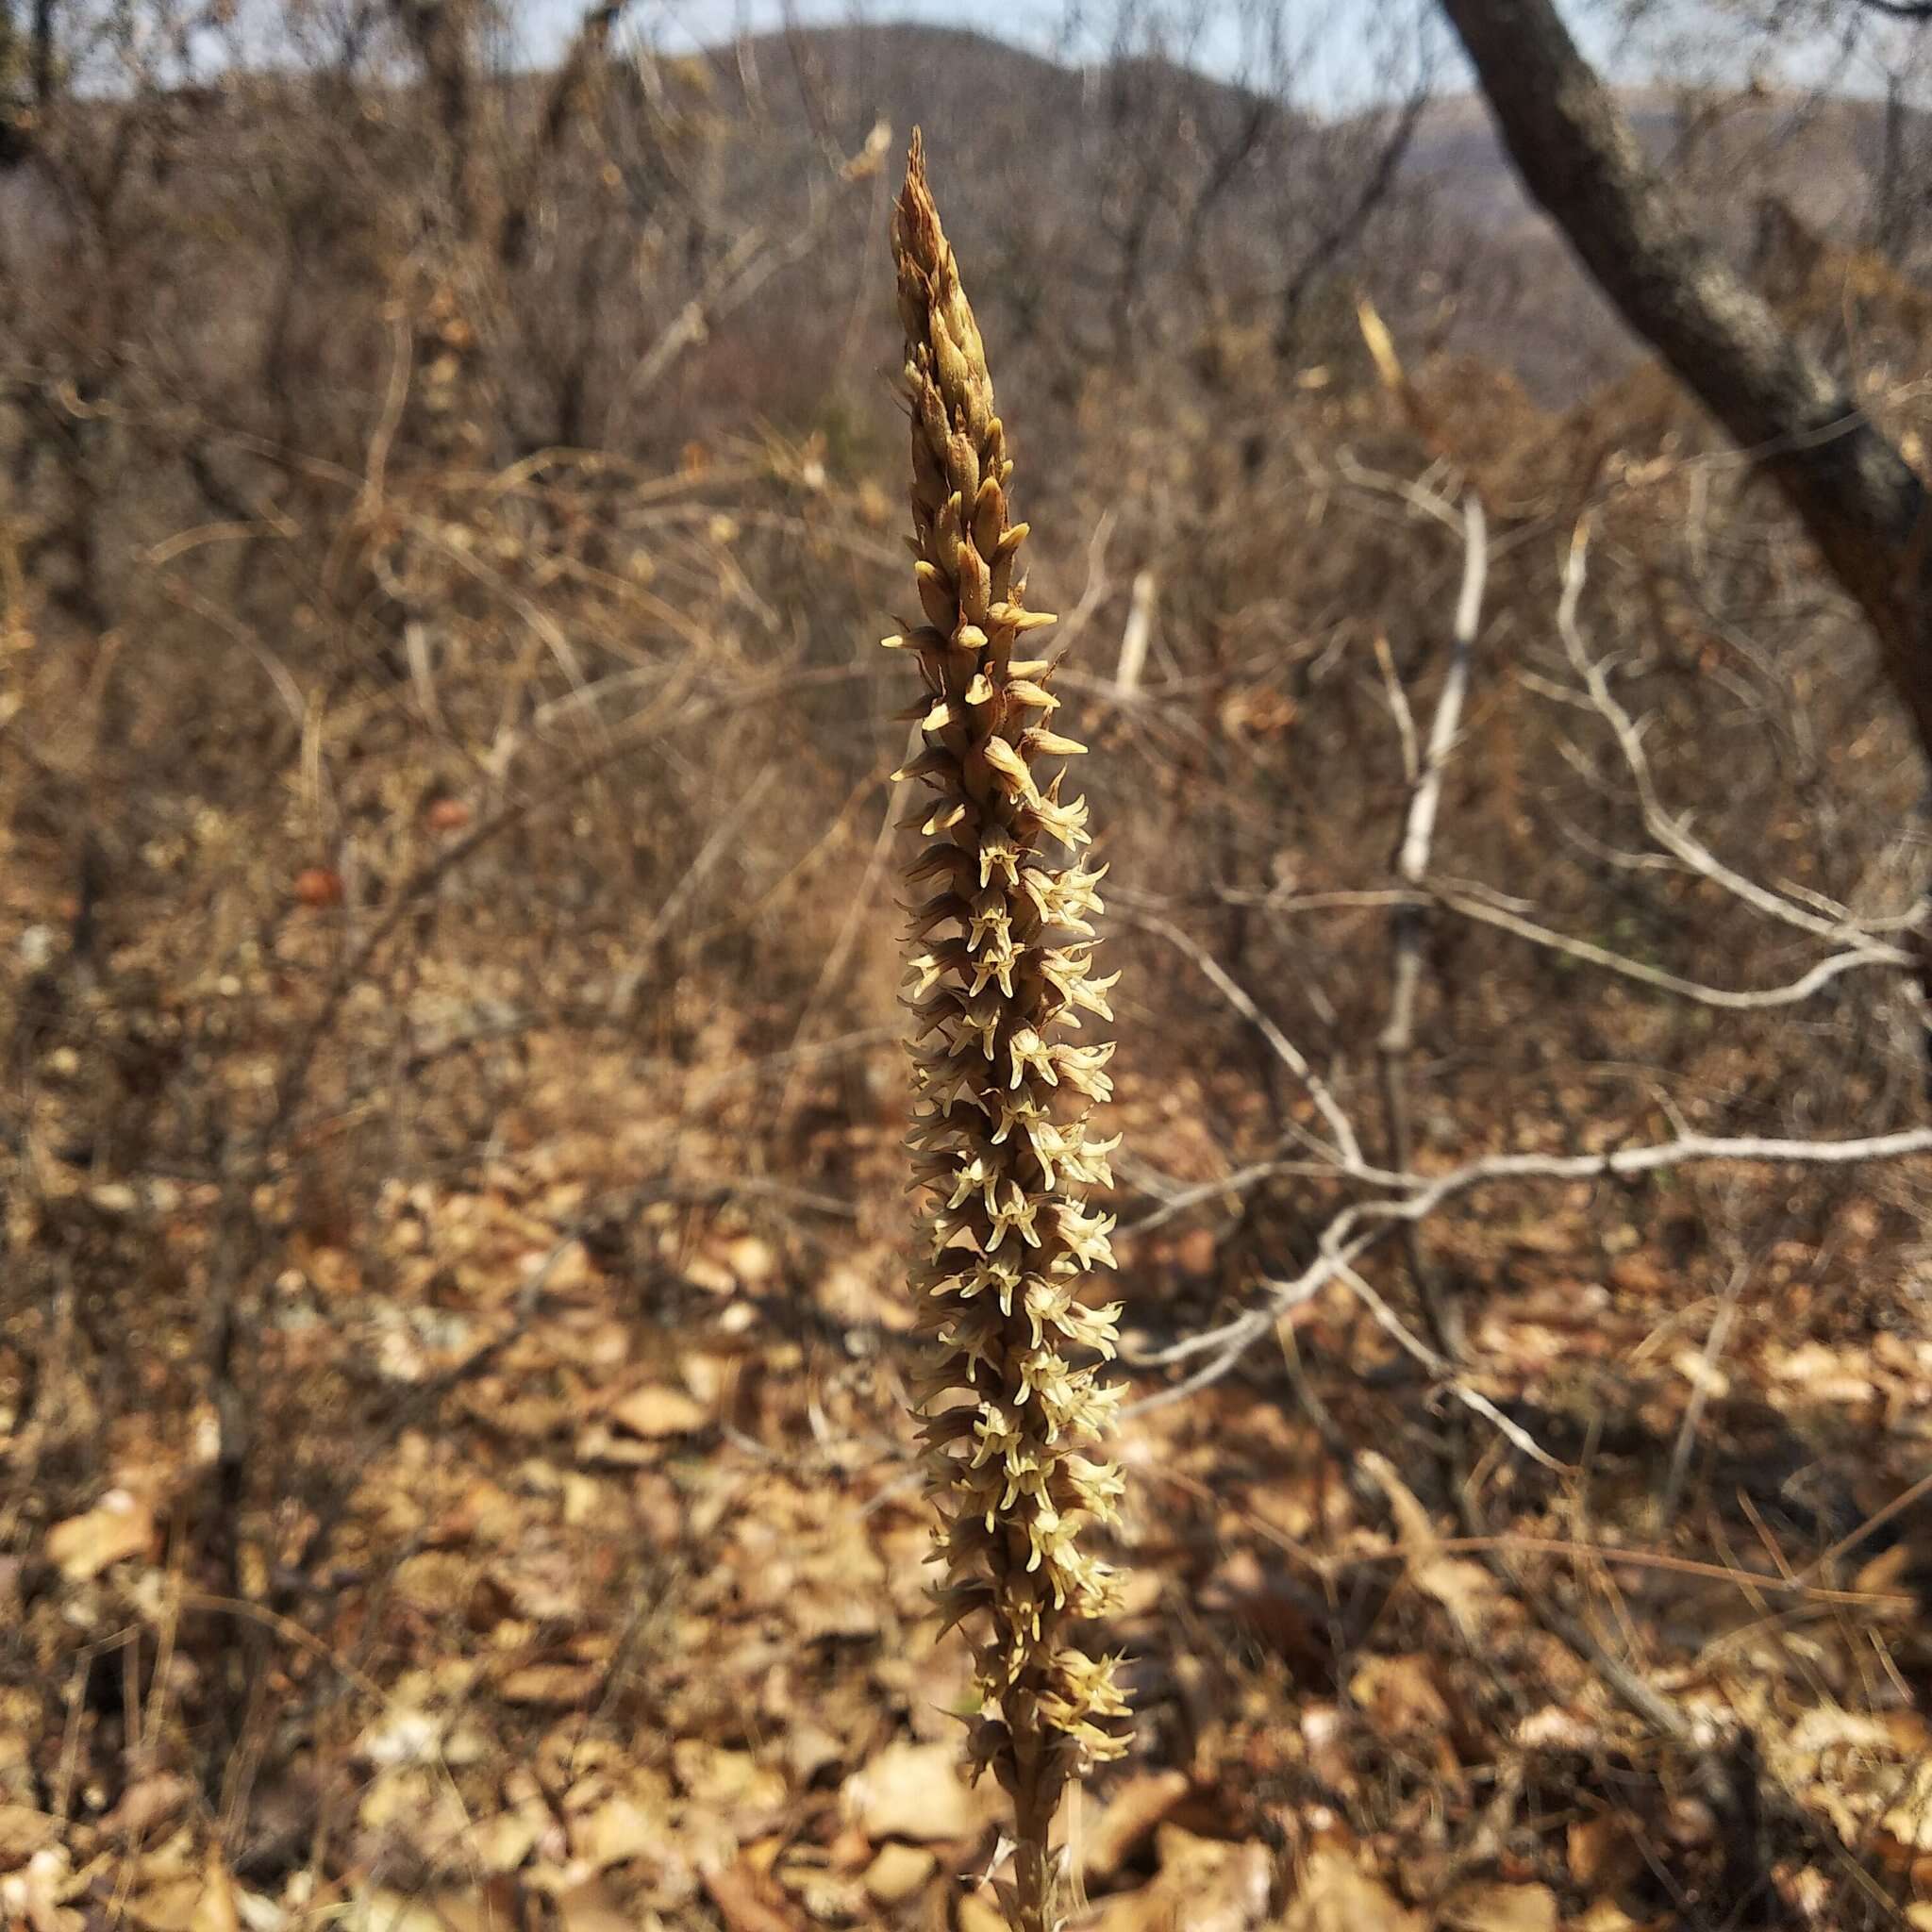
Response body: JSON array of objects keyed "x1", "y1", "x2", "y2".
[{"x1": 4, "y1": 5, "x2": 1932, "y2": 1930}]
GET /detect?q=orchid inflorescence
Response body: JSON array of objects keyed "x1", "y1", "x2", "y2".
[{"x1": 887, "y1": 131, "x2": 1131, "y2": 1932}]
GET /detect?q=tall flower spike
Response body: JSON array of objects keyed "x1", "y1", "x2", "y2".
[{"x1": 889, "y1": 132, "x2": 1130, "y2": 1932}]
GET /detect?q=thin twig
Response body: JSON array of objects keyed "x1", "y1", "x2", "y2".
[
  {"x1": 1118, "y1": 902, "x2": 1364, "y2": 1170},
  {"x1": 1434, "y1": 886, "x2": 1907, "y2": 1008},
  {"x1": 1123, "y1": 1125, "x2": 1932, "y2": 1407},
  {"x1": 1557, "y1": 522, "x2": 1908, "y2": 944},
  {"x1": 1660, "y1": 1257, "x2": 1750, "y2": 1529},
  {"x1": 1377, "y1": 487, "x2": 1487, "y2": 1356}
]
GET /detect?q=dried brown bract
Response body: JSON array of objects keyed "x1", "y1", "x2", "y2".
[{"x1": 886, "y1": 131, "x2": 1130, "y2": 1932}]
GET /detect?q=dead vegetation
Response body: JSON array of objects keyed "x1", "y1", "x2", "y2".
[{"x1": 3, "y1": 5, "x2": 1932, "y2": 1930}]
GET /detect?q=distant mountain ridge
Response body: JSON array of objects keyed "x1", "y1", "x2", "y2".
[
  {"x1": 4, "y1": 18, "x2": 1917, "y2": 409},
  {"x1": 727, "y1": 23, "x2": 1924, "y2": 396}
]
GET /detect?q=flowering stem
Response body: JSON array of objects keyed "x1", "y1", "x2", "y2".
[{"x1": 887, "y1": 131, "x2": 1131, "y2": 1932}]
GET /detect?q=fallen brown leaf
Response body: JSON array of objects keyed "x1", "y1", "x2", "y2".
[
  {"x1": 0, "y1": 1804, "x2": 59, "y2": 1864},
  {"x1": 863, "y1": 1842, "x2": 936, "y2": 1906},
  {"x1": 127, "y1": 1853, "x2": 242, "y2": 1932},
  {"x1": 1096, "y1": 1828, "x2": 1272, "y2": 1932},
  {"x1": 98, "y1": 1774, "x2": 195, "y2": 1840},
  {"x1": 497, "y1": 1662, "x2": 601, "y2": 1707},
  {"x1": 1360, "y1": 1453, "x2": 1506, "y2": 1643},
  {"x1": 608, "y1": 1385, "x2": 710, "y2": 1440},
  {"x1": 957, "y1": 1896, "x2": 1007, "y2": 1932},
  {"x1": 1569, "y1": 1907, "x2": 1668, "y2": 1932},
  {"x1": 841, "y1": 1740, "x2": 984, "y2": 1844},
  {"x1": 1081, "y1": 1770, "x2": 1191, "y2": 1882},
  {"x1": 0, "y1": 1844, "x2": 84, "y2": 1932},
  {"x1": 1567, "y1": 1812, "x2": 1641, "y2": 1891},
  {"x1": 702, "y1": 1859, "x2": 801, "y2": 1932},
  {"x1": 1440, "y1": 1879, "x2": 1557, "y2": 1932},
  {"x1": 549, "y1": 1875, "x2": 647, "y2": 1932},
  {"x1": 1277, "y1": 1848, "x2": 1423, "y2": 1932},
  {"x1": 573, "y1": 1790, "x2": 667, "y2": 1870},
  {"x1": 46, "y1": 1490, "x2": 154, "y2": 1581},
  {"x1": 1347, "y1": 1655, "x2": 1453, "y2": 1741}
]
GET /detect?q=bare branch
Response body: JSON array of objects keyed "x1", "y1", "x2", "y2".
[
  {"x1": 1123, "y1": 1125, "x2": 1932, "y2": 1412},
  {"x1": 1432, "y1": 884, "x2": 1908, "y2": 1008},
  {"x1": 1332, "y1": 1261, "x2": 1568, "y2": 1472},
  {"x1": 1555, "y1": 524, "x2": 1895, "y2": 946},
  {"x1": 1119, "y1": 902, "x2": 1365, "y2": 1171},
  {"x1": 1394, "y1": 493, "x2": 1487, "y2": 889},
  {"x1": 1440, "y1": 0, "x2": 1932, "y2": 766},
  {"x1": 1375, "y1": 487, "x2": 1487, "y2": 1356}
]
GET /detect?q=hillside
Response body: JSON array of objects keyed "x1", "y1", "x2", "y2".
[
  {"x1": 707, "y1": 26, "x2": 1928, "y2": 397},
  {"x1": 2, "y1": 22, "x2": 1917, "y2": 408},
  {"x1": 7, "y1": 10, "x2": 1932, "y2": 1931}
]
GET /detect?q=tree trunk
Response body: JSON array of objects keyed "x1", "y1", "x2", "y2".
[{"x1": 1440, "y1": 0, "x2": 1932, "y2": 772}]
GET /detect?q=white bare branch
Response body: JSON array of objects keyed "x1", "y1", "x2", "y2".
[
  {"x1": 1376, "y1": 486, "x2": 1488, "y2": 1357},
  {"x1": 1118, "y1": 901, "x2": 1366, "y2": 1172},
  {"x1": 1394, "y1": 491, "x2": 1487, "y2": 888},
  {"x1": 1122, "y1": 1125, "x2": 1932, "y2": 1415},
  {"x1": 1432, "y1": 883, "x2": 1908, "y2": 1008},
  {"x1": 1556, "y1": 523, "x2": 1909, "y2": 944}
]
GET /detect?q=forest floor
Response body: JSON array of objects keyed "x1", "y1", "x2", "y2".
[{"x1": 8, "y1": 991, "x2": 1932, "y2": 1932}]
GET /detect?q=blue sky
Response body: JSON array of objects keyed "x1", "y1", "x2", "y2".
[
  {"x1": 506, "y1": 0, "x2": 1463, "y2": 104},
  {"x1": 501, "y1": 0, "x2": 1895, "y2": 108}
]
